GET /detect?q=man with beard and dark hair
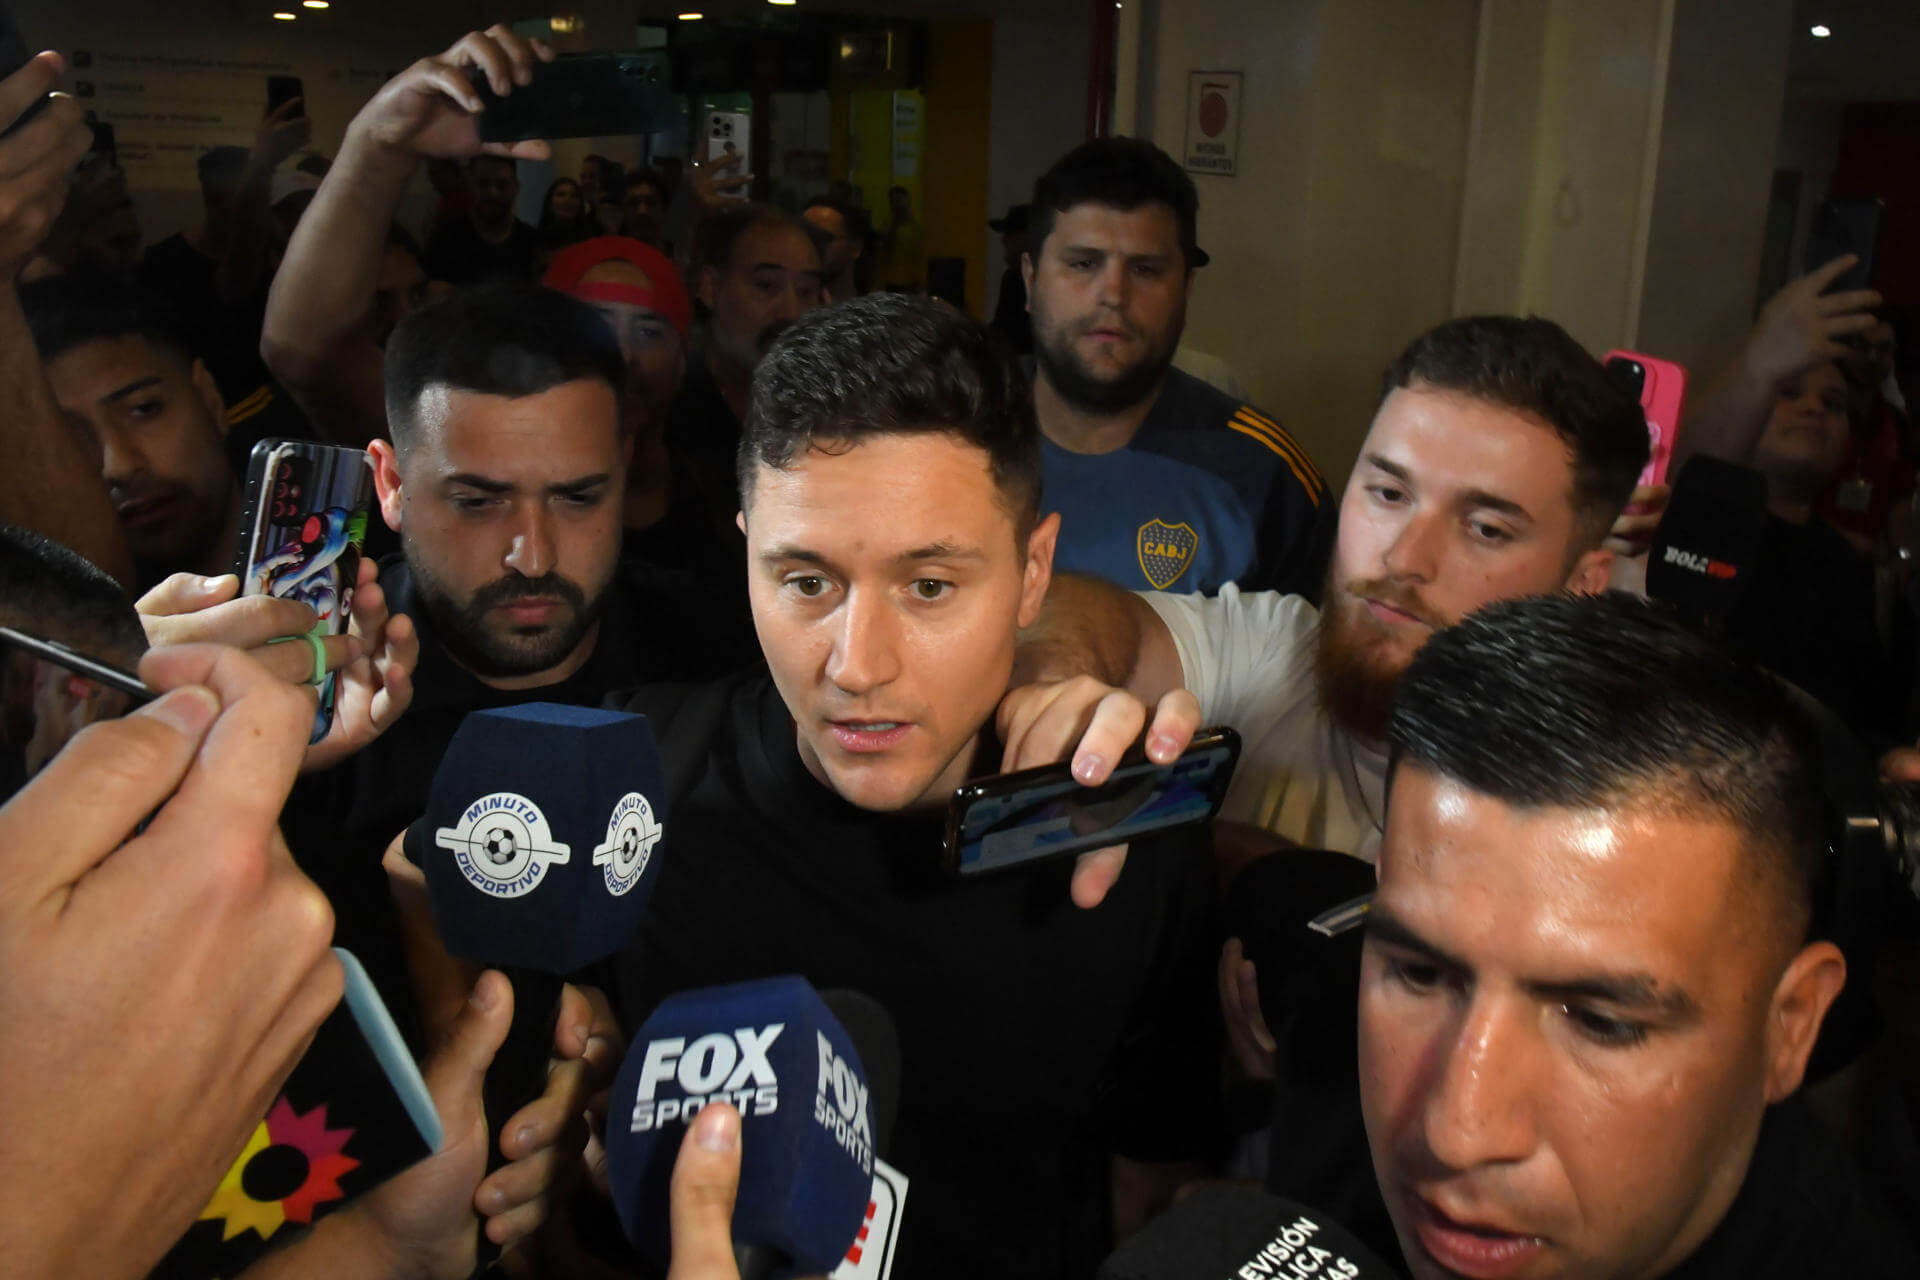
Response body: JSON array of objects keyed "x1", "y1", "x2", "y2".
[
  {"x1": 1024, "y1": 137, "x2": 1333, "y2": 597},
  {"x1": 668, "y1": 200, "x2": 823, "y2": 520},
  {"x1": 278, "y1": 281, "x2": 699, "y2": 1027},
  {"x1": 423, "y1": 154, "x2": 537, "y2": 285}
]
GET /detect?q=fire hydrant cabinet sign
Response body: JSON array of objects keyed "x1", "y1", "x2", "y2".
[{"x1": 1185, "y1": 71, "x2": 1243, "y2": 177}]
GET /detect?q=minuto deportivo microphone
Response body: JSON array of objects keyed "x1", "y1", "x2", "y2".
[
  {"x1": 1645, "y1": 454, "x2": 1769, "y2": 634},
  {"x1": 607, "y1": 976, "x2": 890, "y2": 1279},
  {"x1": 1097, "y1": 1184, "x2": 1399, "y2": 1279},
  {"x1": 403, "y1": 703, "x2": 669, "y2": 1176}
]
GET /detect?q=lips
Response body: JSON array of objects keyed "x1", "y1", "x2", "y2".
[
  {"x1": 496, "y1": 598, "x2": 561, "y2": 627},
  {"x1": 826, "y1": 720, "x2": 913, "y2": 753},
  {"x1": 1363, "y1": 596, "x2": 1432, "y2": 629},
  {"x1": 114, "y1": 491, "x2": 183, "y2": 531},
  {"x1": 1407, "y1": 1194, "x2": 1547, "y2": 1279}
]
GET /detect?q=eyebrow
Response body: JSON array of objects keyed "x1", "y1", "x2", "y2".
[
  {"x1": 442, "y1": 472, "x2": 611, "y2": 495},
  {"x1": 759, "y1": 540, "x2": 990, "y2": 567},
  {"x1": 1360, "y1": 453, "x2": 1535, "y2": 522},
  {"x1": 1059, "y1": 243, "x2": 1173, "y2": 263},
  {"x1": 102, "y1": 376, "x2": 165, "y2": 405},
  {"x1": 1366, "y1": 905, "x2": 1699, "y2": 1020}
]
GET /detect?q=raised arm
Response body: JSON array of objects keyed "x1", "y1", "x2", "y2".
[
  {"x1": 1677, "y1": 255, "x2": 1879, "y2": 470},
  {"x1": 262, "y1": 26, "x2": 554, "y2": 443}
]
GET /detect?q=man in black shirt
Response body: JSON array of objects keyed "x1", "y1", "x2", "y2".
[
  {"x1": 1336, "y1": 594, "x2": 1913, "y2": 1278},
  {"x1": 603, "y1": 294, "x2": 1221, "y2": 1278},
  {"x1": 424, "y1": 155, "x2": 537, "y2": 285}
]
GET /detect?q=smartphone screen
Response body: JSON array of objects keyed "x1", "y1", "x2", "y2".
[
  {"x1": 1604, "y1": 350, "x2": 1688, "y2": 490},
  {"x1": 266, "y1": 74, "x2": 305, "y2": 119},
  {"x1": 942, "y1": 729, "x2": 1241, "y2": 876},
  {"x1": 1805, "y1": 198, "x2": 1883, "y2": 294}
]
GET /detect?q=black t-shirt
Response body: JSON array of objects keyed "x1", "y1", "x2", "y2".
[
  {"x1": 423, "y1": 216, "x2": 539, "y2": 286},
  {"x1": 663, "y1": 353, "x2": 745, "y2": 531},
  {"x1": 1728, "y1": 514, "x2": 1893, "y2": 740},
  {"x1": 620, "y1": 451, "x2": 758, "y2": 673},
  {"x1": 280, "y1": 556, "x2": 686, "y2": 1039},
  {"x1": 596, "y1": 673, "x2": 1223, "y2": 1280}
]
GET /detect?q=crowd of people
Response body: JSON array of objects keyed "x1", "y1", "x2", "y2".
[{"x1": 1, "y1": 21, "x2": 1918, "y2": 1280}]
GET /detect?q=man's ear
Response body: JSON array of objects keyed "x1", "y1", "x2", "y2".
[
  {"x1": 1564, "y1": 546, "x2": 1613, "y2": 596},
  {"x1": 1016, "y1": 511, "x2": 1061, "y2": 629},
  {"x1": 191, "y1": 359, "x2": 230, "y2": 440},
  {"x1": 1020, "y1": 251, "x2": 1035, "y2": 314},
  {"x1": 367, "y1": 438, "x2": 405, "y2": 535},
  {"x1": 698, "y1": 265, "x2": 720, "y2": 312},
  {"x1": 1763, "y1": 939, "x2": 1847, "y2": 1103}
]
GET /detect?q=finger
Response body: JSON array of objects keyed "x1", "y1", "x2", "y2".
[
  {"x1": 483, "y1": 24, "x2": 541, "y2": 85},
  {"x1": 0, "y1": 92, "x2": 88, "y2": 178},
  {"x1": 1071, "y1": 690, "x2": 1150, "y2": 785},
  {"x1": 1880, "y1": 747, "x2": 1920, "y2": 785},
  {"x1": 1069, "y1": 845, "x2": 1127, "y2": 909},
  {"x1": 1219, "y1": 938, "x2": 1247, "y2": 1020},
  {"x1": 453, "y1": 30, "x2": 519, "y2": 97},
  {"x1": 532, "y1": 38, "x2": 557, "y2": 63},
  {"x1": 149, "y1": 592, "x2": 320, "y2": 650},
  {"x1": 499, "y1": 1059, "x2": 591, "y2": 1161},
  {"x1": 552, "y1": 983, "x2": 596, "y2": 1060},
  {"x1": 0, "y1": 684, "x2": 219, "y2": 900},
  {"x1": 1817, "y1": 311, "x2": 1881, "y2": 343},
  {"x1": 1815, "y1": 287, "x2": 1881, "y2": 317},
  {"x1": 415, "y1": 63, "x2": 486, "y2": 115},
  {"x1": 135, "y1": 645, "x2": 318, "y2": 845},
  {"x1": 1238, "y1": 960, "x2": 1275, "y2": 1054},
  {"x1": 1803, "y1": 254, "x2": 1860, "y2": 292},
  {"x1": 479, "y1": 139, "x2": 552, "y2": 162},
  {"x1": 430, "y1": 971, "x2": 515, "y2": 1125},
  {"x1": 137, "y1": 572, "x2": 241, "y2": 618},
  {"x1": 667, "y1": 1104, "x2": 743, "y2": 1280},
  {"x1": 480, "y1": 1137, "x2": 569, "y2": 1214},
  {"x1": 265, "y1": 95, "x2": 303, "y2": 124},
  {"x1": 0, "y1": 51, "x2": 61, "y2": 135},
  {"x1": 997, "y1": 681, "x2": 1076, "y2": 772},
  {"x1": 1142, "y1": 690, "x2": 1203, "y2": 764},
  {"x1": 484, "y1": 1195, "x2": 551, "y2": 1247}
]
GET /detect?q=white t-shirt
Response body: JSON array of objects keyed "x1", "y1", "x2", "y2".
[{"x1": 1141, "y1": 584, "x2": 1388, "y2": 861}]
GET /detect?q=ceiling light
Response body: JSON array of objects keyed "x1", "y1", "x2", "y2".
[
  {"x1": 272, "y1": 10, "x2": 297, "y2": 18},
  {"x1": 302, "y1": 0, "x2": 329, "y2": 8},
  {"x1": 677, "y1": 11, "x2": 703, "y2": 18},
  {"x1": 769, "y1": 0, "x2": 797, "y2": 6},
  {"x1": 1810, "y1": 23, "x2": 1832, "y2": 37}
]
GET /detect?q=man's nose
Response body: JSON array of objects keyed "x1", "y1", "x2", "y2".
[
  {"x1": 502, "y1": 505, "x2": 555, "y2": 579},
  {"x1": 1380, "y1": 509, "x2": 1444, "y2": 585},
  {"x1": 824, "y1": 587, "x2": 902, "y2": 696},
  {"x1": 1419, "y1": 997, "x2": 1541, "y2": 1174}
]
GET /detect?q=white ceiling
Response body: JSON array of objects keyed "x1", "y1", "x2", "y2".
[{"x1": 1788, "y1": 0, "x2": 1920, "y2": 102}]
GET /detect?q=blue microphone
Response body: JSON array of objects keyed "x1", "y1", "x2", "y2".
[
  {"x1": 403, "y1": 703, "x2": 668, "y2": 1189},
  {"x1": 607, "y1": 976, "x2": 882, "y2": 1278}
]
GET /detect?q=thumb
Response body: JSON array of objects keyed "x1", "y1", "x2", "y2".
[
  {"x1": 137, "y1": 571, "x2": 239, "y2": 617},
  {"x1": 667, "y1": 1104, "x2": 743, "y2": 1280},
  {"x1": 426, "y1": 970, "x2": 514, "y2": 1129}
]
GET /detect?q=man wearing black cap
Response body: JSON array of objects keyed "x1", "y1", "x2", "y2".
[
  {"x1": 1024, "y1": 138, "x2": 1333, "y2": 598},
  {"x1": 989, "y1": 201, "x2": 1033, "y2": 354}
]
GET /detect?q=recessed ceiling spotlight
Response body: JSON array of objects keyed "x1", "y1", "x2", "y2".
[
  {"x1": 302, "y1": 1, "x2": 329, "y2": 9},
  {"x1": 1810, "y1": 23, "x2": 1832, "y2": 38},
  {"x1": 272, "y1": 10, "x2": 297, "y2": 18},
  {"x1": 677, "y1": 11, "x2": 703, "y2": 18}
]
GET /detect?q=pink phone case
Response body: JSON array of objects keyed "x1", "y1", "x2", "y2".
[{"x1": 1605, "y1": 349, "x2": 1688, "y2": 489}]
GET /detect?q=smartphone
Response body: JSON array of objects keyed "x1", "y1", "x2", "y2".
[
  {"x1": 941, "y1": 728, "x2": 1242, "y2": 877},
  {"x1": 705, "y1": 109, "x2": 750, "y2": 196},
  {"x1": 472, "y1": 52, "x2": 671, "y2": 143},
  {"x1": 232, "y1": 440, "x2": 374, "y2": 745},
  {"x1": 1604, "y1": 350, "x2": 1688, "y2": 489},
  {"x1": 266, "y1": 73, "x2": 305, "y2": 118},
  {"x1": 1805, "y1": 197, "x2": 1884, "y2": 294}
]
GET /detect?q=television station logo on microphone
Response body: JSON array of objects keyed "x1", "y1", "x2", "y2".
[
  {"x1": 815, "y1": 1033, "x2": 874, "y2": 1176},
  {"x1": 1661, "y1": 544, "x2": 1739, "y2": 580},
  {"x1": 631, "y1": 1024, "x2": 785, "y2": 1133},
  {"x1": 592, "y1": 790, "x2": 664, "y2": 897},
  {"x1": 435, "y1": 791, "x2": 572, "y2": 899}
]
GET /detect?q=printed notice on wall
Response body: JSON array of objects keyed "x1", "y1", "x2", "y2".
[{"x1": 1183, "y1": 70, "x2": 1242, "y2": 177}]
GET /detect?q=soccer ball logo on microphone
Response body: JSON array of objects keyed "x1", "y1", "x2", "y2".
[
  {"x1": 436, "y1": 792, "x2": 571, "y2": 898},
  {"x1": 593, "y1": 791, "x2": 663, "y2": 896}
]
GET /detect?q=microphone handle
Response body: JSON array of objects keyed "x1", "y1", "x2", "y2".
[{"x1": 468, "y1": 965, "x2": 564, "y2": 1277}]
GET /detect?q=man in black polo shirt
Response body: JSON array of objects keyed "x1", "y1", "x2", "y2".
[
  {"x1": 282, "y1": 282, "x2": 730, "y2": 1028},
  {"x1": 601, "y1": 294, "x2": 1221, "y2": 1278},
  {"x1": 1323, "y1": 594, "x2": 1914, "y2": 1277}
]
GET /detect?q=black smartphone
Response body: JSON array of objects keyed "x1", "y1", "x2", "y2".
[
  {"x1": 472, "y1": 52, "x2": 671, "y2": 143},
  {"x1": 941, "y1": 728, "x2": 1242, "y2": 877},
  {"x1": 0, "y1": 3, "x2": 48, "y2": 140},
  {"x1": 266, "y1": 73, "x2": 306, "y2": 118},
  {"x1": 232, "y1": 440, "x2": 374, "y2": 745},
  {"x1": 1805, "y1": 197, "x2": 1884, "y2": 294}
]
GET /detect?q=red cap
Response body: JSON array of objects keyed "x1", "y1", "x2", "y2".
[{"x1": 541, "y1": 236, "x2": 693, "y2": 339}]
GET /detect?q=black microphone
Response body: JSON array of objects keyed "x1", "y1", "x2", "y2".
[
  {"x1": 403, "y1": 703, "x2": 668, "y2": 1177},
  {"x1": 1098, "y1": 1185, "x2": 1401, "y2": 1278},
  {"x1": 1645, "y1": 454, "x2": 1770, "y2": 635},
  {"x1": 606, "y1": 976, "x2": 893, "y2": 1279}
]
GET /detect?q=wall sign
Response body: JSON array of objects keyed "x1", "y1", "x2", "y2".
[{"x1": 1184, "y1": 70, "x2": 1242, "y2": 177}]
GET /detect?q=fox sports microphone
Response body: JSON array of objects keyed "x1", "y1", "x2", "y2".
[
  {"x1": 403, "y1": 703, "x2": 668, "y2": 1161},
  {"x1": 608, "y1": 976, "x2": 887, "y2": 1279},
  {"x1": 1098, "y1": 1185, "x2": 1399, "y2": 1280}
]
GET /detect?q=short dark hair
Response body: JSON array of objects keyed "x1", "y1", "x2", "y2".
[
  {"x1": 0, "y1": 524, "x2": 145, "y2": 666},
  {"x1": 1389, "y1": 592, "x2": 1827, "y2": 940},
  {"x1": 197, "y1": 145, "x2": 249, "y2": 194},
  {"x1": 623, "y1": 168, "x2": 670, "y2": 202},
  {"x1": 468, "y1": 154, "x2": 517, "y2": 180},
  {"x1": 382, "y1": 282, "x2": 626, "y2": 451},
  {"x1": 1381, "y1": 315, "x2": 1649, "y2": 550},
  {"x1": 19, "y1": 269, "x2": 196, "y2": 368},
  {"x1": 694, "y1": 202, "x2": 815, "y2": 276},
  {"x1": 1029, "y1": 137, "x2": 1203, "y2": 271},
  {"x1": 737, "y1": 293, "x2": 1043, "y2": 533}
]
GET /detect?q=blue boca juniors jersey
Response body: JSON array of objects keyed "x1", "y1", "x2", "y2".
[{"x1": 1042, "y1": 367, "x2": 1335, "y2": 598}]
